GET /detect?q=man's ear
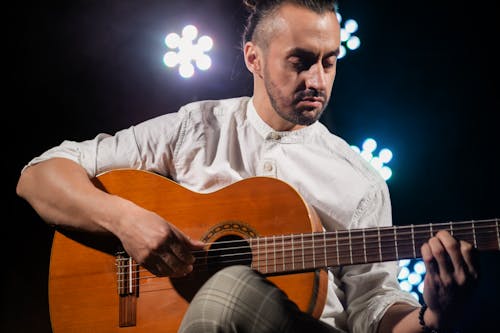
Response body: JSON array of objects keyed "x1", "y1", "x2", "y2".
[{"x1": 243, "y1": 41, "x2": 263, "y2": 77}]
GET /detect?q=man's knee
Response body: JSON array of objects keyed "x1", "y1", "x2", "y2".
[{"x1": 179, "y1": 265, "x2": 292, "y2": 332}]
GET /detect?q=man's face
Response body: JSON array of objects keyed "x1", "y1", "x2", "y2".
[{"x1": 260, "y1": 4, "x2": 340, "y2": 127}]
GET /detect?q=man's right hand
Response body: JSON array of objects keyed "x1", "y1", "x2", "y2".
[{"x1": 114, "y1": 206, "x2": 206, "y2": 277}]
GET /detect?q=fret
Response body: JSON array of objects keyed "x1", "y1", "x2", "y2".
[
  {"x1": 249, "y1": 238, "x2": 254, "y2": 270},
  {"x1": 449, "y1": 222, "x2": 454, "y2": 236},
  {"x1": 497, "y1": 219, "x2": 500, "y2": 250},
  {"x1": 257, "y1": 237, "x2": 262, "y2": 271},
  {"x1": 323, "y1": 232, "x2": 327, "y2": 267},
  {"x1": 394, "y1": 226, "x2": 413, "y2": 259},
  {"x1": 335, "y1": 230, "x2": 340, "y2": 266},
  {"x1": 377, "y1": 227, "x2": 382, "y2": 262},
  {"x1": 362, "y1": 229, "x2": 367, "y2": 263},
  {"x1": 257, "y1": 238, "x2": 262, "y2": 272},
  {"x1": 413, "y1": 224, "x2": 427, "y2": 256},
  {"x1": 264, "y1": 236, "x2": 268, "y2": 274},
  {"x1": 430, "y1": 223, "x2": 433, "y2": 237},
  {"x1": 362, "y1": 229, "x2": 379, "y2": 263},
  {"x1": 282, "y1": 235, "x2": 285, "y2": 272},
  {"x1": 348, "y1": 229, "x2": 353, "y2": 264},
  {"x1": 348, "y1": 229, "x2": 366, "y2": 265},
  {"x1": 273, "y1": 235, "x2": 277, "y2": 273},
  {"x1": 312, "y1": 232, "x2": 316, "y2": 268},
  {"x1": 301, "y1": 233, "x2": 305, "y2": 270},
  {"x1": 472, "y1": 221, "x2": 477, "y2": 248},
  {"x1": 291, "y1": 234, "x2": 295, "y2": 271},
  {"x1": 393, "y1": 227, "x2": 399, "y2": 260},
  {"x1": 380, "y1": 227, "x2": 397, "y2": 261},
  {"x1": 336, "y1": 230, "x2": 351, "y2": 266}
]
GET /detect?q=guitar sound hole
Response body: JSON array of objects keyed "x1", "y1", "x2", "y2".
[
  {"x1": 170, "y1": 235, "x2": 252, "y2": 302},
  {"x1": 207, "y1": 235, "x2": 252, "y2": 272}
]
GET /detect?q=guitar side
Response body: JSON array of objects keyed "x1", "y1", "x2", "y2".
[{"x1": 48, "y1": 169, "x2": 327, "y2": 332}]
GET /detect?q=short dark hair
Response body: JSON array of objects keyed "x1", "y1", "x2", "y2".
[{"x1": 242, "y1": 0, "x2": 338, "y2": 49}]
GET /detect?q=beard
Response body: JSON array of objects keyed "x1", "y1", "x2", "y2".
[{"x1": 264, "y1": 72, "x2": 329, "y2": 127}]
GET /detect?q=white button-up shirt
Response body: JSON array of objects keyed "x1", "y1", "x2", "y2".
[{"x1": 24, "y1": 96, "x2": 419, "y2": 333}]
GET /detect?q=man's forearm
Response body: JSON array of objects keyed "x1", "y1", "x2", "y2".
[
  {"x1": 378, "y1": 303, "x2": 421, "y2": 333},
  {"x1": 16, "y1": 157, "x2": 121, "y2": 234}
]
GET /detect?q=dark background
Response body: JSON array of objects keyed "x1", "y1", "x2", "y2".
[{"x1": 4, "y1": 0, "x2": 499, "y2": 332}]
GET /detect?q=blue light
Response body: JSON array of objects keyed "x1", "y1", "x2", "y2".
[
  {"x1": 398, "y1": 259, "x2": 426, "y2": 304},
  {"x1": 400, "y1": 280, "x2": 412, "y2": 292},
  {"x1": 351, "y1": 138, "x2": 393, "y2": 181},
  {"x1": 398, "y1": 266, "x2": 410, "y2": 280},
  {"x1": 408, "y1": 272, "x2": 422, "y2": 285},
  {"x1": 336, "y1": 13, "x2": 360, "y2": 59},
  {"x1": 410, "y1": 292, "x2": 420, "y2": 301},
  {"x1": 414, "y1": 260, "x2": 426, "y2": 274}
]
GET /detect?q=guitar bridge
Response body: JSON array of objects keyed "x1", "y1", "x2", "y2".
[{"x1": 116, "y1": 252, "x2": 139, "y2": 327}]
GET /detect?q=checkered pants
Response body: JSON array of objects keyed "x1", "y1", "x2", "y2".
[{"x1": 178, "y1": 265, "x2": 338, "y2": 333}]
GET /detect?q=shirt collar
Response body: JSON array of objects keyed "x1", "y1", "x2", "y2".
[{"x1": 247, "y1": 96, "x2": 320, "y2": 142}]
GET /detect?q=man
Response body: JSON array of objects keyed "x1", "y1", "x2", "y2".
[{"x1": 16, "y1": 1, "x2": 478, "y2": 332}]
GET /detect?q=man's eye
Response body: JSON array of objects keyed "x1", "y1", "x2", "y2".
[
  {"x1": 289, "y1": 58, "x2": 308, "y2": 71},
  {"x1": 323, "y1": 57, "x2": 337, "y2": 68}
]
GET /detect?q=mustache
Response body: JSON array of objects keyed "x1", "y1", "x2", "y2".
[{"x1": 293, "y1": 89, "x2": 326, "y2": 103}]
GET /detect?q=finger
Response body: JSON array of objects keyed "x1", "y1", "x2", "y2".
[
  {"x1": 143, "y1": 255, "x2": 174, "y2": 277},
  {"x1": 421, "y1": 242, "x2": 439, "y2": 276},
  {"x1": 435, "y1": 231, "x2": 466, "y2": 282},
  {"x1": 427, "y1": 236, "x2": 455, "y2": 285},
  {"x1": 167, "y1": 228, "x2": 199, "y2": 265},
  {"x1": 187, "y1": 237, "x2": 206, "y2": 250},
  {"x1": 160, "y1": 250, "x2": 193, "y2": 277},
  {"x1": 460, "y1": 240, "x2": 479, "y2": 280}
]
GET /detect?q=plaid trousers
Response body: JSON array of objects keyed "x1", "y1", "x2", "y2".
[{"x1": 178, "y1": 265, "x2": 339, "y2": 333}]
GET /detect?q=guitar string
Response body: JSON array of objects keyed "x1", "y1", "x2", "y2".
[
  {"x1": 114, "y1": 224, "x2": 498, "y2": 284},
  {"x1": 114, "y1": 222, "x2": 497, "y2": 265},
  {"x1": 114, "y1": 224, "x2": 498, "y2": 274},
  {"x1": 117, "y1": 223, "x2": 496, "y2": 268}
]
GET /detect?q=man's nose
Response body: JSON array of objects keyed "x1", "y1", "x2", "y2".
[{"x1": 305, "y1": 63, "x2": 327, "y2": 91}]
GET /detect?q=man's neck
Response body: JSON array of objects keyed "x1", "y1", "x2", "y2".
[{"x1": 252, "y1": 95, "x2": 306, "y2": 132}]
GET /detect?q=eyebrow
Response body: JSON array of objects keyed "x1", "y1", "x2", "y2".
[{"x1": 287, "y1": 47, "x2": 340, "y2": 59}]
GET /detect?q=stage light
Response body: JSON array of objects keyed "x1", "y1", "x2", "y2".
[
  {"x1": 398, "y1": 259, "x2": 426, "y2": 303},
  {"x1": 163, "y1": 24, "x2": 213, "y2": 79},
  {"x1": 351, "y1": 138, "x2": 393, "y2": 180},
  {"x1": 336, "y1": 13, "x2": 361, "y2": 59}
]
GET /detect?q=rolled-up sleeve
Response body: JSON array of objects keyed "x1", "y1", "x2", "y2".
[
  {"x1": 21, "y1": 111, "x2": 186, "y2": 177},
  {"x1": 22, "y1": 129, "x2": 143, "y2": 177},
  {"x1": 341, "y1": 183, "x2": 420, "y2": 333}
]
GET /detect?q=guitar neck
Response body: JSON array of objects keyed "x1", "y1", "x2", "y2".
[{"x1": 248, "y1": 218, "x2": 500, "y2": 275}]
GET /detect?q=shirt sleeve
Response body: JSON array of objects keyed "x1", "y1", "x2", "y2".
[
  {"x1": 341, "y1": 182, "x2": 421, "y2": 333},
  {"x1": 20, "y1": 110, "x2": 187, "y2": 177}
]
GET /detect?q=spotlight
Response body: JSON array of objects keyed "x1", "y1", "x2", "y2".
[
  {"x1": 163, "y1": 25, "x2": 214, "y2": 79},
  {"x1": 351, "y1": 138, "x2": 393, "y2": 180},
  {"x1": 336, "y1": 13, "x2": 361, "y2": 59},
  {"x1": 398, "y1": 259, "x2": 426, "y2": 303}
]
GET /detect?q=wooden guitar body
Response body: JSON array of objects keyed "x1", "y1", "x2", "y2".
[
  {"x1": 48, "y1": 169, "x2": 327, "y2": 332},
  {"x1": 48, "y1": 169, "x2": 500, "y2": 332}
]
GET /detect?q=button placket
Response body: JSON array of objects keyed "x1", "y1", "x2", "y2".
[{"x1": 261, "y1": 159, "x2": 276, "y2": 176}]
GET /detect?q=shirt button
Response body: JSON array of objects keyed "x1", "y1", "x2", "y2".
[
  {"x1": 270, "y1": 132, "x2": 281, "y2": 140},
  {"x1": 263, "y1": 162, "x2": 274, "y2": 172}
]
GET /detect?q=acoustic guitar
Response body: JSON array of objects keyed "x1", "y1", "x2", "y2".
[{"x1": 48, "y1": 169, "x2": 500, "y2": 332}]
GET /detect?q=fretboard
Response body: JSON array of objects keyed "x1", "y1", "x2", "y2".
[{"x1": 248, "y1": 218, "x2": 500, "y2": 275}]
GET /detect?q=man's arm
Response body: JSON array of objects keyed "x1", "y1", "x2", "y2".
[
  {"x1": 378, "y1": 231, "x2": 479, "y2": 333},
  {"x1": 16, "y1": 157, "x2": 204, "y2": 277}
]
